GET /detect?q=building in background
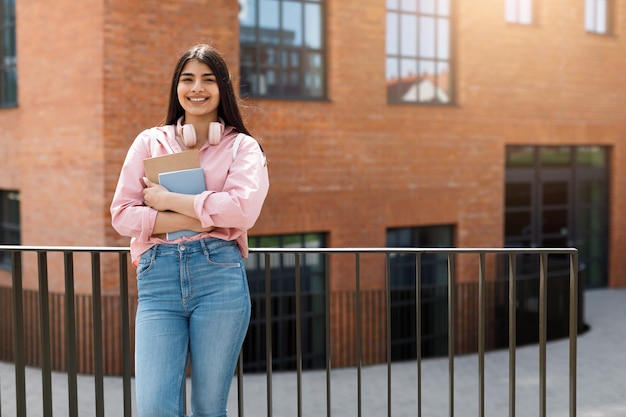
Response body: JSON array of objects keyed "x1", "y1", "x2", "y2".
[{"x1": 1, "y1": 0, "x2": 624, "y2": 374}]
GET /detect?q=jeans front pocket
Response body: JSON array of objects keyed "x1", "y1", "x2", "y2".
[{"x1": 206, "y1": 241, "x2": 242, "y2": 267}]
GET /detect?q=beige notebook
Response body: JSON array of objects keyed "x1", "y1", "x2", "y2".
[{"x1": 143, "y1": 149, "x2": 200, "y2": 183}]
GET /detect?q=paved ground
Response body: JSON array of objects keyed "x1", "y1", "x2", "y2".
[{"x1": 1, "y1": 288, "x2": 625, "y2": 417}]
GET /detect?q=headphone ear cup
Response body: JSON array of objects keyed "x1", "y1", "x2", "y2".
[
  {"x1": 181, "y1": 125, "x2": 197, "y2": 148},
  {"x1": 208, "y1": 122, "x2": 224, "y2": 146}
]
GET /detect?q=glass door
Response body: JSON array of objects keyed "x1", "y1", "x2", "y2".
[{"x1": 505, "y1": 146, "x2": 609, "y2": 288}]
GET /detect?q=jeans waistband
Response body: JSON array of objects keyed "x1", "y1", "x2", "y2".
[{"x1": 153, "y1": 237, "x2": 235, "y2": 255}]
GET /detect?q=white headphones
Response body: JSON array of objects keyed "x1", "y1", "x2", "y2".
[{"x1": 176, "y1": 117, "x2": 224, "y2": 147}]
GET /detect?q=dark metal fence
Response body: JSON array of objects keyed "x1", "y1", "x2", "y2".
[{"x1": 0, "y1": 245, "x2": 579, "y2": 417}]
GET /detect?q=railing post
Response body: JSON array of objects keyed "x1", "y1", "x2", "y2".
[
  {"x1": 539, "y1": 253, "x2": 548, "y2": 417},
  {"x1": 447, "y1": 253, "x2": 455, "y2": 417},
  {"x1": 118, "y1": 251, "x2": 132, "y2": 417},
  {"x1": 63, "y1": 251, "x2": 79, "y2": 417},
  {"x1": 478, "y1": 253, "x2": 486, "y2": 417},
  {"x1": 10, "y1": 251, "x2": 26, "y2": 417},
  {"x1": 264, "y1": 253, "x2": 273, "y2": 417},
  {"x1": 37, "y1": 251, "x2": 53, "y2": 417},
  {"x1": 91, "y1": 252, "x2": 105, "y2": 417},
  {"x1": 569, "y1": 252, "x2": 578, "y2": 417},
  {"x1": 508, "y1": 253, "x2": 517, "y2": 417}
]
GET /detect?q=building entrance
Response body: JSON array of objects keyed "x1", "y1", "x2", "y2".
[{"x1": 505, "y1": 146, "x2": 609, "y2": 288}]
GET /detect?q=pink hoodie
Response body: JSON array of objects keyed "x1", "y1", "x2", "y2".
[{"x1": 110, "y1": 124, "x2": 269, "y2": 264}]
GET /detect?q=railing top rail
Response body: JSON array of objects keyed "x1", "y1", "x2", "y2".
[{"x1": 0, "y1": 245, "x2": 577, "y2": 255}]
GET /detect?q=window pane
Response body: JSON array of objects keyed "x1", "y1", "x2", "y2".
[
  {"x1": 239, "y1": 0, "x2": 256, "y2": 26},
  {"x1": 437, "y1": 0, "x2": 450, "y2": 15},
  {"x1": 595, "y1": 0, "x2": 607, "y2": 33},
  {"x1": 437, "y1": 18, "x2": 449, "y2": 58},
  {"x1": 400, "y1": 14, "x2": 418, "y2": 56},
  {"x1": 577, "y1": 146, "x2": 606, "y2": 167},
  {"x1": 259, "y1": 0, "x2": 279, "y2": 29},
  {"x1": 387, "y1": 0, "x2": 399, "y2": 9},
  {"x1": 304, "y1": 3, "x2": 322, "y2": 48},
  {"x1": 584, "y1": 0, "x2": 595, "y2": 31},
  {"x1": 401, "y1": 0, "x2": 418, "y2": 12},
  {"x1": 386, "y1": 12, "x2": 399, "y2": 54},
  {"x1": 506, "y1": 183, "x2": 532, "y2": 207},
  {"x1": 519, "y1": 0, "x2": 532, "y2": 24},
  {"x1": 420, "y1": 0, "x2": 435, "y2": 14},
  {"x1": 419, "y1": 16, "x2": 435, "y2": 58},
  {"x1": 282, "y1": 1, "x2": 302, "y2": 46},
  {"x1": 540, "y1": 146, "x2": 571, "y2": 167}
]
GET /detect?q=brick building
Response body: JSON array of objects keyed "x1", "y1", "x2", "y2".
[{"x1": 1, "y1": 0, "x2": 625, "y2": 373}]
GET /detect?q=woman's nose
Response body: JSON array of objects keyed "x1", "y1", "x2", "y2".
[{"x1": 191, "y1": 80, "x2": 204, "y2": 92}]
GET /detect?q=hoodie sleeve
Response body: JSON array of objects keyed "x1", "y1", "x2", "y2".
[
  {"x1": 110, "y1": 129, "x2": 159, "y2": 241},
  {"x1": 193, "y1": 135, "x2": 269, "y2": 230}
]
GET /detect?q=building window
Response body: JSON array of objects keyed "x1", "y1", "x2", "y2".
[
  {"x1": 0, "y1": 190, "x2": 20, "y2": 269},
  {"x1": 505, "y1": 0, "x2": 534, "y2": 25},
  {"x1": 238, "y1": 0, "x2": 326, "y2": 99},
  {"x1": 0, "y1": 0, "x2": 17, "y2": 107},
  {"x1": 387, "y1": 225, "x2": 455, "y2": 359},
  {"x1": 243, "y1": 232, "x2": 327, "y2": 371},
  {"x1": 585, "y1": 0, "x2": 612, "y2": 34},
  {"x1": 386, "y1": 0, "x2": 453, "y2": 104}
]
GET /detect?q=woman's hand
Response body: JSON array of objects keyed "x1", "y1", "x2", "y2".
[{"x1": 143, "y1": 177, "x2": 171, "y2": 212}]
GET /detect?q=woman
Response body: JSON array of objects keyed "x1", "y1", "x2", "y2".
[{"x1": 111, "y1": 44, "x2": 269, "y2": 417}]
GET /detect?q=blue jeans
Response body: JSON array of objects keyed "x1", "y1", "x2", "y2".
[{"x1": 134, "y1": 238, "x2": 251, "y2": 417}]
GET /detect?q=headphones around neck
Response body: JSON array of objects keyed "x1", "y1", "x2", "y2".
[{"x1": 176, "y1": 117, "x2": 224, "y2": 147}]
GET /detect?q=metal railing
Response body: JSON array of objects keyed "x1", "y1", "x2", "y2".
[{"x1": 0, "y1": 245, "x2": 579, "y2": 417}]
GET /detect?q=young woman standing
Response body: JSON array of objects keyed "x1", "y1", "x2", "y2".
[{"x1": 111, "y1": 44, "x2": 269, "y2": 417}]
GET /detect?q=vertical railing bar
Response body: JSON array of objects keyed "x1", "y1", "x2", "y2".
[
  {"x1": 237, "y1": 353, "x2": 244, "y2": 417},
  {"x1": 508, "y1": 253, "x2": 517, "y2": 417},
  {"x1": 355, "y1": 253, "x2": 362, "y2": 417},
  {"x1": 569, "y1": 251, "x2": 578, "y2": 417},
  {"x1": 90, "y1": 252, "x2": 105, "y2": 417},
  {"x1": 264, "y1": 253, "x2": 273, "y2": 417},
  {"x1": 448, "y1": 253, "x2": 455, "y2": 417},
  {"x1": 37, "y1": 251, "x2": 53, "y2": 417},
  {"x1": 416, "y1": 253, "x2": 422, "y2": 417},
  {"x1": 325, "y1": 253, "x2": 332, "y2": 417},
  {"x1": 539, "y1": 253, "x2": 548, "y2": 417},
  {"x1": 118, "y1": 251, "x2": 132, "y2": 417},
  {"x1": 11, "y1": 251, "x2": 27, "y2": 417},
  {"x1": 385, "y1": 253, "x2": 392, "y2": 417},
  {"x1": 63, "y1": 251, "x2": 79, "y2": 417},
  {"x1": 295, "y1": 254, "x2": 303, "y2": 417},
  {"x1": 478, "y1": 253, "x2": 486, "y2": 417}
]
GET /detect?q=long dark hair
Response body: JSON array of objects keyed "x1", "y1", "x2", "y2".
[{"x1": 165, "y1": 44, "x2": 251, "y2": 136}]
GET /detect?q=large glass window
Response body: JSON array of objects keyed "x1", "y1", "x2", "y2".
[
  {"x1": 387, "y1": 225, "x2": 455, "y2": 359},
  {"x1": 386, "y1": 0, "x2": 453, "y2": 104},
  {"x1": 0, "y1": 0, "x2": 17, "y2": 107},
  {"x1": 0, "y1": 190, "x2": 20, "y2": 269},
  {"x1": 505, "y1": 0, "x2": 534, "y2": 25},
  {"x1": 239, "y1": 0, "x2": 325, "y2": 99},
  {"x1": 585, "y1": 0, "x2": 613, "y2": 34},
  {"x1": 243, "y1": 232, "x2": 327, "y2": 371}
]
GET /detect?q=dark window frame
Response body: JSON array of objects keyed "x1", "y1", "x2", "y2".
[
  {"x1": 505, "y1": 0, "x2": 536, "y2": 25},
  {"x1": 385, "y1": 0, "x2": 455, "y2": 105},
  {"x1": 0, "y1": 0, "x2": 17, "y2": 108},
  {"x1": 0, "y1": 190, "x2": 20, "y2": 270},
  {"x1": 585, "y1": 0, "x2": 614, "y2": 35},
  {"x1": 239, "y1": 0, "x2": 327, "y2": 100},
  {"x1": 243, "y1": 232, "x2": 328, "y2": 371}
]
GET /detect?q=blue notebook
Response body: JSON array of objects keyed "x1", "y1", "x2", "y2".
[{"x1": 158, "y1": 167, "x2": 207, "y2": 240}]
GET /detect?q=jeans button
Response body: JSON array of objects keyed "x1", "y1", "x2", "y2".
[{"x1": 180, "y1": 245, "x2": 186, "y2": 251}]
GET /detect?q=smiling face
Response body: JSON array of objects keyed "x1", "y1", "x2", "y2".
[{"x1": 176, "y1": 59, "x2": 220, "y2": 122}]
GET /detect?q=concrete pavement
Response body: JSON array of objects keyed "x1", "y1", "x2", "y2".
[{"x1": 1, "y1": 288, "x2": 625, "y2": 416}]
